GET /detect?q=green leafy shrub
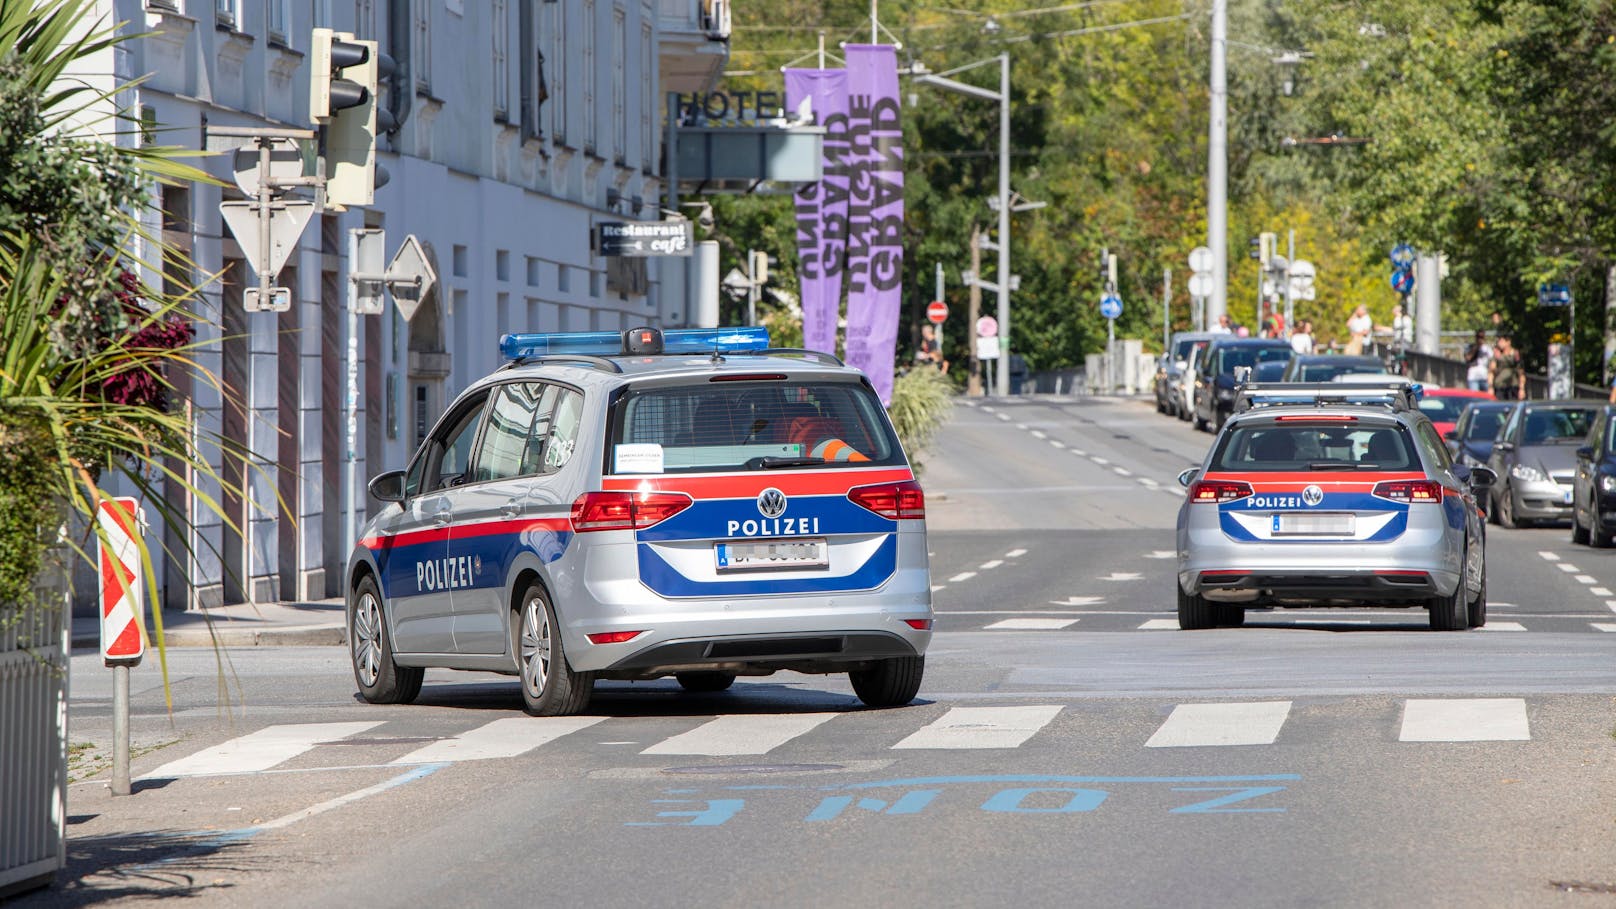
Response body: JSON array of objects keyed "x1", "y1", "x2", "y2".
[{"x1": 887, "y1": 368, "x2": 955, "y2": 475}]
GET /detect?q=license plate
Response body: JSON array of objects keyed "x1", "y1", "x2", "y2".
[
  {"x1": 716, "y1": 538, "x2": 828, "y2": 571},
  {"x1": 1272, "y1": 513, "x2": 1355, "y2": 536}
]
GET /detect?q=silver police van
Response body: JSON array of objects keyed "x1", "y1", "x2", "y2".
[
  {"x1": 1176, "y1": 382, "x2": 1494, "y2": 631},
  {"x1": 346, "y1": 327, "x2": 932, "y2": 715}
]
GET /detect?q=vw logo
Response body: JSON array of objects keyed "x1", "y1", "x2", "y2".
[
  {"x1": 757, "y1": 487, "x2": 788, "y2": 519},
  {"x1": 1302, "y1": 485, "x2": 1325, "y2": 507},
  {"x1": 472, "y1": 555, "x2": 483, "y2": 575}
]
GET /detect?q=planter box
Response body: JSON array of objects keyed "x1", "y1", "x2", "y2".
[{"x1": 0, "y1": 547, "x2": 71, "y2": 898}]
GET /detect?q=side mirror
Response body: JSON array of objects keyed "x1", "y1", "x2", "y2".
[
  {"x1": 1576, "y1": 446, "x2": 1595, "y2": 460},
  {"x1": 1177, "y1": 467, "x2": 1201, "y2": 488},
  {"x1": 1468, "y1": 466, "x2": 1497, "y2": 488},
  {"x1": 1443, "y1": 429, "x2": 1457, "y2": 440},
  {"x1": 368, "y1": 469, "x2": 406, "y2": 503},
  {"x1": 1494, "y1": 441, "x2": 1515, "y2": 453}
]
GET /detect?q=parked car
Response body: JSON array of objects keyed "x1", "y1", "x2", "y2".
[
  {"x1": 1254, "y1": 360, "x2": 1288, "y2": 382},
  {"x1": 1154, "y1": 331, "x2": 1217, "y2": 417},
  {"x1": 1417, "y1": 387, "x2": 1493, "y2": 438},
  {"x1": 1486, "y1": 401, "x2": 1599, "y2": 528},
  {"x1": 1445, "y1": 401, "x2": 1513, "y2": 469},
  {"x1": 1571, "y1": 405, "x2": 1616, "y2": 547},
  {"x1": 1176, "y1": 341, "x2": 1212, "y2": 422},
  {"x1": 1280, "y1": 355, "x2": 1385, "y2": 383},
  {"x1": 1191, "y1": 338, "x2": 1292, "y2": 432}
]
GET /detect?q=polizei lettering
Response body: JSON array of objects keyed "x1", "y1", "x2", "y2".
[
  {"x1": 1244, "y1": 496, "x2": 1305, "y2": 509},
  {"x1": 726, "y1": 517, "x2": 822, "y2": 537},
  {"x1": 417, "y1": 555, "x2": 476, "y2": 592}
]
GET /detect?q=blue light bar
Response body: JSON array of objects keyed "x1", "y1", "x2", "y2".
[{"x1": 500, "y1": 326, "x2": 771, "y2": 361}]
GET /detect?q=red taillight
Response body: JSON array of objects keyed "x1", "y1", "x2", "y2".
[
  {"x1": 586, "y1": 630, "x2": 645, "y2": 644},
  {"x1": 904, "y1": 618, "x2": 932, "y2": 630},
  {"x1": 848, "y1": 480, "x2": 926, "y2": 520},
  {"x1": 1372, "y1": 480, "x2": 1443, "y2": 504},
  {"x1": 570, "y1": 491, "x2": 693, "y2": 532},
  {"x1": 1188, "y1": 479, "x2": 1254, "y2": 504}
]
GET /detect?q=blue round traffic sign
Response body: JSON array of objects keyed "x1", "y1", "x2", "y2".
[
  {"x1": 1389, "y1": 243, "x2": 1416, "y2": 268},
  {"x1": 1390, "y1": 268, "x2": 1415, "y2": 295},
  {"x1": 1099, "y1": 293, "x2": 1123, "y2": 320}
]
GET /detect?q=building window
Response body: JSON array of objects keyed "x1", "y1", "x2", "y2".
[
  {"x1": 412, "y1": 0, "x2": 432, "y2": 92},
  {"x1": 216, "y1": 0, "x2": 237, "y2": 28},
  {"x1": 550, "y1": 1, "x2": 566, "y2": 143},
  {"x1": 641, "y1": 19, "x2": 653, "y2": 170},
  {"x1": 496, "y1": 249, "x2": 510, "y2": 282},
  {"x1": 268, "y1": 0, "x2": 291, "y2": 44},
  {"x1": 582, "y1": 0, "x2": 595, "y2": 153},
  {"x1": 612, "y1": 7, "x2": 625, "y2": 162},
  {"x1": 492, "y1": 0, "x2": 509, "y2": 119}
]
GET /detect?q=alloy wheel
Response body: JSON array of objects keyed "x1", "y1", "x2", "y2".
[
  {"x1": 352, "y1": 592, "x2": 382, "y2": 688},
  {"x1": 520, "y1": 596, "x2": 552, "y2": 697}
]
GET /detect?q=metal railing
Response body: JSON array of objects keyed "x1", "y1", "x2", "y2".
[{"x1": 0, "y1": 547, "x2": 70, "y2": 896}]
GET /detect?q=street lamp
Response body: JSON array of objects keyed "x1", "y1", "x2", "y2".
[{"x1": 916, "y1": 53, "x2": 1014, "y2": 396}]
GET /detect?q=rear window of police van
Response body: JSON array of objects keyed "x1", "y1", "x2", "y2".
[
  {"x1": 1210, "y1": 421, "x2": 1419, "y2": 472},
  {"x1": 607, "y1": 380, "x2": 904, "y2": 474}
]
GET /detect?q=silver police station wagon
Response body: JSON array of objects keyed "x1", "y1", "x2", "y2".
[
  {"x1": 1176, "y1": 382, "x2": 1495, "y2": 631},
  {"x1": 345, "y1": 327, "x2": 932, "y2": 715}
]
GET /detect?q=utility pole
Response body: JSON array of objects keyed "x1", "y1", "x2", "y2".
[
  {"x1": 1285, "y1": 229, "x2": 1296, "y2": 331},
  {"x1": 995, "y1": 52, "x2": 1012, "y2": 397},
  {"x1": 934, "y1": 261, "x2": 945, "y2": 363},
  {"x1": 1207, "y1": 0, "x2": 1228, "y2": 327},
  {"x1": 967, "y1": 226, "x2": 984, "y2": 396},
  {"x1": 1162, "y1": 267, "x2": 1172, "y2": 351}
]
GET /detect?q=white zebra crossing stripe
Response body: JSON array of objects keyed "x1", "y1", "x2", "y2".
[
  {"x1": 1138, "y1": 619, "x2": 1179, "y2": 630},
  {"x1": 1592, "y1": 623, "x2": 1616, "y2": 632},
  {"x1": 1399, "y1": 698, "x2": 1529, "y2": 742},
  {"x1": 390, "y1": 716, "x2": 605, "y2": 764},
  {"x1": 146, "y1": 722, "x2": 383, "y2": 778},
  {"x1": 892, "y1": 705, "x2": 1062, "y2": 750},
  {"x1": 984, "y1": 618, "x2": 1078, "y2": 630},
  {"x1": 640, "y1": 713, "x2": 839, "y2": 756},
  {"x1": 1146, "y1": 702, "x2": 1291, "y2": 748},
  {"x1": 1477, "y1": 622, "x2": 1527, "y2": 632}
]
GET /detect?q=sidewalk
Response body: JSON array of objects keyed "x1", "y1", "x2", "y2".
[{"x1": 71, "y1": 597, "x2": 347, "y2": 649}]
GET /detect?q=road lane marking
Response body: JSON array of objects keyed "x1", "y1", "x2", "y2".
[
  {"x1": 1091, "y1": 456, "x2": 1110, "y2": 465},
  {"x1": 1607, "y1": 600, "x2": 1616, "y2": 613},
  {"x1": 996, "y1": 412, "x2": 1011, "y2": 421},
  {"x1": 1049, "y1": 439, "x2": 1065, "y2": 449},
  {"x1": 985, "y1": 618, "x2": 1078, "y2": 630},
  {"x1": 1399, "y1": 699, "x2": 1530, "y2": 742},
  {"x1": 1102, "y1": 572, "x2": 1142, "y2": 581},
  {"x1": 642, "y1": 714, "x2": 839, "y2": 756},
  {"x1": 1138, "y1": 477, "x2": 1160, "y2": 487},
  {"x1": 949, "y1": 571, "x2": 977, "y2": 582},
  {"x1": 979, "y1": 559, "x2": 1004, "y2": 570},
  {"x1": 1144, "y1": 550, "x2": 1176, "y2": 559},
  {"x1": 1592, "y1": 587, "x2": 1613, "y2": 597},
  {"x1": 1048, "y1": 596, "x2": 1105, "y2": 606},
  {"x1": 1114, "y1": 467, "x2": 1133, "y2": 477},
  {"x1": 145, "y1": 722, "x2": 383, "y2": 779},
  {"x1": 936, "y1": 610, "x2": 1089, "y2": 615},
  {"x1": 1146, "y1": 702, "x2": 1292, "y2": 748},
  {"x1": 1030, "y1": 429, "x2": 1047, "y2": 439},
  {"x1": 1069, "y1": 448, "x2": 1088, "y2": 456},
  {"x1": 1005, "y1": 548, "x2": 1027, "y2": 558},
  {"x1": 1539, "y1": 551, "x2": 1559, "y2": 561},
  {"x1": 1557, "y1": 563, "x2": 1579, "y2": 573},
  {"x1": 893, "y1": 705, "x2": 1063, "y2": 750},
  {"x1": 1592, "y1": 623, "x2": 1616, "y2": 632},
  {"x1": 1138, "y1": 619, "x2": 1179, "y2": 630},
  {"x1": 931, "y1": 585, "x2": 946, "y2": 592},
  {"x1": 1478, "y1": 622, "x2": 1527, "y2": 632},
  {"x1": 255, "y1": 762, "x2": 445, "y2": 832},
  {"x1": 390, "y1": 717, "x2": 605, "y2": 765},
  {"x1": 1017, "y1": 423, "x2": 1029, "y2": 430},
  {"x1": 1575, "y1": 575, "x2": 1598, "y2": 584}
]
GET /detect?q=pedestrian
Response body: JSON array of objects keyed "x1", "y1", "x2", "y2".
[
  {"x1": 1290, "y1": 320, "x2": 1314, "y2": 355},
  {"x1": 1490, "y1": 335, "x2": 1525, "y2": 400},
  {"x1": 915, "y1": 324, "x2": 948, "y2": 372},
  {"x1": 1344, "y1": 305, "x2": 1374, "y2": 355},
  {"x1": 1464, "y1": 329, "x2": 1491, "y2": 392},
  {"x1": 1491, "y1": 310, "x2": 1505, "y2": 338},
  {"x1": 1211, "y1": 313, "x2": 1233, "y2": 335},
  {"x1": 1391, "y1": 304, "x2": 1415, "y2": 348}
]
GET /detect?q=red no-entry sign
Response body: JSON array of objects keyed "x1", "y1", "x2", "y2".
[{"x1": 926, "y1": 301, "x2": 948, "y2": 324}]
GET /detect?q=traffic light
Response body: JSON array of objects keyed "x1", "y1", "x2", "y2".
[
  {"x1": 1259, "y1": 232, "x2": 1276, "y2": 270},
  {"x1": 310, "y1": 28, "x2": 396, "y2": 208}
]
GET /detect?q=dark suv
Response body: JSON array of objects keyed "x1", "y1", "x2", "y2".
[{"x1": 1192, "y1": 338, "x2": 1293, "y2": 432}]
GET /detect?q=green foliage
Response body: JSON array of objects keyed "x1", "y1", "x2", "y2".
[{"x1": 887, "y1": 367, "x2": 954, "y2": 473}]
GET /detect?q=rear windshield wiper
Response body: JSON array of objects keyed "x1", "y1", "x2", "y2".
[
  {"x1": 748, "y1": 456, "x2": 827, "y2": 470},
  {"x1": 1308, "y1": 461, "x2": 1380, "y2": 470}
]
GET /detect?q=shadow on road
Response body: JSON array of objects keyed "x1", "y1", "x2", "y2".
[{"x1": 12, "y1": 829, "x2": 271, "y2": 906}]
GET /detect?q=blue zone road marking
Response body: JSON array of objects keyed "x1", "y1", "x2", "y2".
[{"x1": 625, "y1": 773, "x2": 1301, "y2": 826}]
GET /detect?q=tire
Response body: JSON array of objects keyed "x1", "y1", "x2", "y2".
[
  {"x1": 1213, "y1": 605, "x2": 1246, "y2": 627},
  {"x1": 1495, "y1": 483, "x2": 1518, "y2": 529},
  {"x1": 348, "y1": 575, "x2": 423, "y2": 705},
  {"x1": 1593, "y1": 523, "x2": 1613, "y2": 549},
  {"x1": 1572, "y1": 506, "x2": 1591, "y2": 545},
  {"x1": 1193, "y1": 413, "x2": 1209, "y2": 432},
  {"x1": 676, "y1": 671, "x2": 737, "y2": 693},
  {"x1": 1177, "y1": 586, "x2": 1215, "y2": 630},
  {"x1": 1178, "y1": 397, "x2": 1193, "y2": 421},
  {"x1": 850, "y1": 656, "x2": 924, "y2": 708},
  {"x1": 1428, "y1": 577, "x2": 1469, "y2": 631},
  {"x1": 1467, "y1": 574, "x2": 1487, "y2": 629},
  {"x1": 512, "y1": 582, "x2": 594, "y2": 716},
  {"x1": 1214, "y1": 408, "x2": 1228, "y2": 432}
]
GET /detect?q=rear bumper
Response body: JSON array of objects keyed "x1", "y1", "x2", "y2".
[
  {"x1": 1182, "y1": 568, "x2": 1457, "y2": 603},
  {"x1": 602, "y1": 631, "x2": 920, "y2": 677}
]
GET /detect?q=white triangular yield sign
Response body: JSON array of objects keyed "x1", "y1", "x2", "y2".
[{"x1": 219, "y1": 200, "x2": 315, "y2": 280}]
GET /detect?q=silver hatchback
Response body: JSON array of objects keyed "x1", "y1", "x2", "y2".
[
  {"x1": 347, "y1": 327, "x2": 932, "y2": 715},
  {"x1": 1176, "y1": 382, "x2": 1494, "y2": 631}
]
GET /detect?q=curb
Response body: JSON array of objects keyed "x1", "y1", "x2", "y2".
[{"x1": 71, "y1": 624, "x2": 346, "y2": 649}]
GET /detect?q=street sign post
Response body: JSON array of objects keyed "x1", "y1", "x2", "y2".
[
  {"x1": 386, "y1": 234, "x2": 438, "y2": 322},
  {"x1": 927, "y1": 301, "x2": 948, "y2": 324},
  {"x1": 1390, "y1": 267, "x2": 1415, "y2": 295},
  {"x1": 97, "y1": 496, "x2": 144, "y2": 797},
  {"x1": 976, "y1": 315, "x2": 998, "y2": 338},
  {"x1": 1538, "y1": 284, "x2": 1572, "y2": 306},
  {"x1": 1099, "y1": 293, "x2": 1123, "y2": 320},
  {"x1": 220, "y1": 199, "x2": 315, "y2": 311},
  {"x1": 1390, "y1": 243, "x2": 1416, "y2": 268},
  {"x1": 595, "y1": 220, "x2": 695, "y2": 257}
]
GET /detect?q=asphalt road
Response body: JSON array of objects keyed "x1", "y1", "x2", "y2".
[{"x1": 31, "y1": 395, "x2": 1616, "y2": 908}]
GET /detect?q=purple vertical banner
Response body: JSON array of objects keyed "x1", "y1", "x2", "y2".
[
  {"x1": 783, "y1": 69, "x2": 850, "y2": 358},
  {"x1": 843, "y1": 45, "x2": 904, "y2": 403}
]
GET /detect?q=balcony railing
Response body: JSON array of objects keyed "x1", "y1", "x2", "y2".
[{"x1": 659, "y1": 0, "x2": 729, "y2": 40}]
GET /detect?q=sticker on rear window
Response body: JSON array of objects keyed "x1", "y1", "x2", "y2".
[{"x1": 614, "y1": 443, "x2": 665, "y2": 474}]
